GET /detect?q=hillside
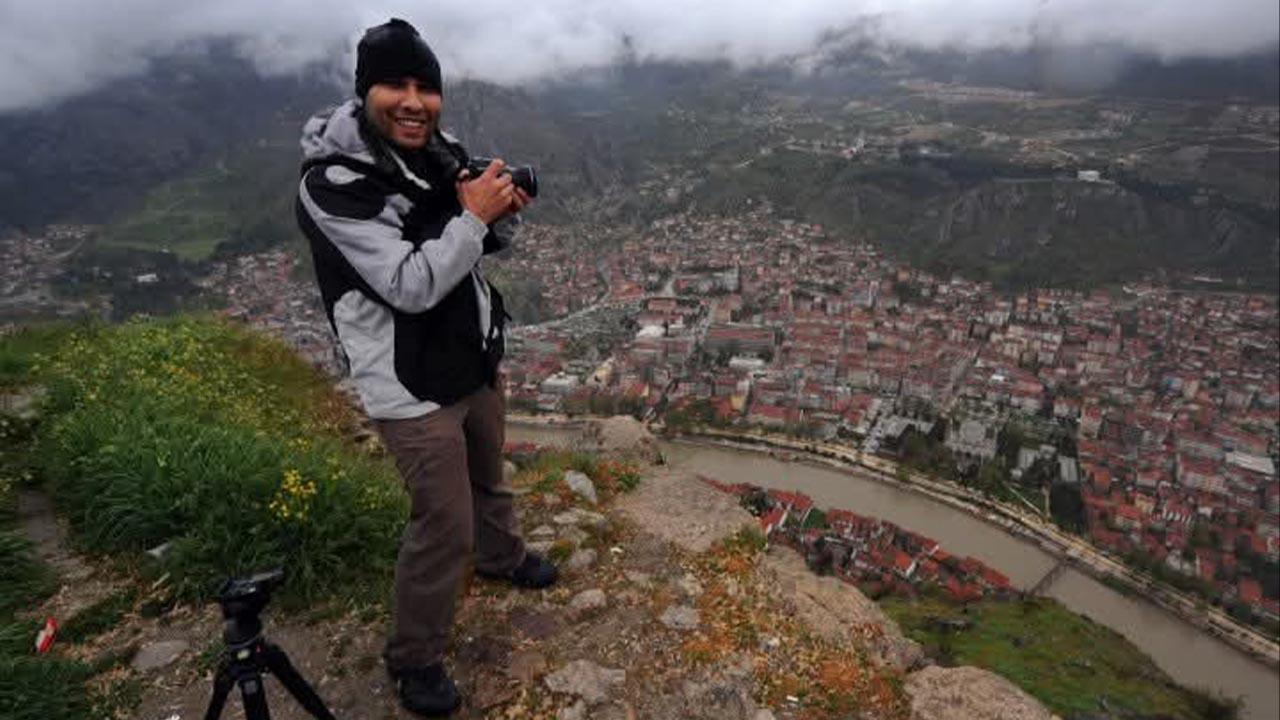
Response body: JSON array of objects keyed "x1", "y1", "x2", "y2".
[
  {"x1": 0, "y1": 318, "x2": 1020, "y2": 719},
  {"x1": 2, "y1": 49, "x2": 1277, "y2": 304}
]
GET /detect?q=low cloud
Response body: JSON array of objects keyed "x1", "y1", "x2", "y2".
[{"x1": 1, "y1": 0, "x2": 1276, "y2": 112}]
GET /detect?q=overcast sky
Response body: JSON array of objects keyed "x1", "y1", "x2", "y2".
[{"x1": 1, "y1": 0, "x2": 1277, "y2": 112}]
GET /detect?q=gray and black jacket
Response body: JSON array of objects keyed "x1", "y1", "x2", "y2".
[{"x1": 296, "y1": 100, "x2": 515, "y2": 419}]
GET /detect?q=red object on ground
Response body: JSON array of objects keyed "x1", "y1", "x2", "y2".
[{"x1": 34, "y1": 617, "x2": 57, "y2": 653}]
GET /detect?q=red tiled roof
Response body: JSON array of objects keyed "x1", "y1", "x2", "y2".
[
  {"x1": 760, "y1": 508, "x2": 786, "y2": 534},
  {"x1": 768, "y1": 489, "x2": 814, "y2": 512},
  {"x1": 1238, "y1": 578, "x2": 1262, "y2": 604},
  {"x1": 892, "y1": 551, "x2": 914, "y2": 572}
]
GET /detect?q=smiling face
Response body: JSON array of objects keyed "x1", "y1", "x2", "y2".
[{"x1": 364, "y1": 77, "x2": 441, "y2": 150}]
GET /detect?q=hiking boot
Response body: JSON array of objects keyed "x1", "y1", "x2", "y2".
[
  {"x1": 479, "y1": 551, "x2": 559, "y2": 589},
  {"x1": 390, "y1": 663, "x2": 460, "y2": 717}
]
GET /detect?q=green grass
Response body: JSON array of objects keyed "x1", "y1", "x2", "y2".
[
  {"x1": 0, "y1": 653, "x2": 96, "y2": 720},
  {"x1": 0, "y1": 323, "x2": 76, "y2": 390},
  {"x1": 0, "y1": 531, "x2": 55, "y2": 618},
  {"x1": 98, "y1": 143, "x2": 302, "y2": 262},
  {"x1": 32, "y1": 315, "x2": 407, "y2": 603},
  {"x1": 882, "y1": 595, "x2": 1241, "y2": 719},
  {"x1": 97, "y1": 163, "x2": 239, "y2": 261}
]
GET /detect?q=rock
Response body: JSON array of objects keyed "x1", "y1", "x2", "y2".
[
  {"x1": 131, "y1": 640, "x2": 190, "y2": 672},
  {"x1": 527, "y1": 540, "x2": 556, "y2": 555},
  {"x1": 557, "y1": 701, "x2": 588, "y2": 720},
  {"x1": 677, "y1": 573, "x2": 703, "y2": 598},
  {"x1": 506, "y1": 650, "x2": 548, "y2": 684},
  {"x1": 616, "y1": 468, "x2": 755, "y2": 553},
  {"x1": 616, "y1": 589, "x2": 644, "y2": 605},
  {"x1": 553, "y1": 509, "x2": 608, "y2": 528},
  {"x1": 566, "y1": 549, "x2": 597, "y2": 572},
  {"x1": 905, "y1": 666, "x2": 1060, "y2": 720},
  {"x1": 754, "y1": 710, "x2": 777, "y2": 720},
  {"x1": 510, "y1": 609, "x2": 563, "y2": 640},
  {"x1": 472, "y1": 670, "x2": 517, "y2": 710},
  {"x1": 590, "y1": 703, "x2": 633, "y2": 720},
  {"x1": 576, "y1": 416, "x2": 663, "y2": 465},
  {"x1": 660, "y1": 605, "x2": 700, "y2": 631},
  {"x1": 545, "y1": 659, "x2": 626, "y2": 703},
  {"x1": 564, "y1": 470, "x2": 599, "y2": 505},
  {"x1": 758, "y1": 546, "x2": 925, "y2": 672},
  {"x1": 569, "y1": 589, "x2": 608, "y2": 612},
  {"x1": 0, "y1": 385, "x2": 45, "y2": 420},
  {"x1": 624, "y1": 570, "x2": 653, "y2": 588},
  {"x1": 145, "y1": 541, "x2": 172, "y2": 560},
  {"x1": 678, "y1": 661, "x2": 758, "y2": 720},
  {"x1": 562, "y1": 526, "x2": 589, "y2": 546},
  {"x1": 530, "y1": 524, "x2": 556, "y2": 539}
]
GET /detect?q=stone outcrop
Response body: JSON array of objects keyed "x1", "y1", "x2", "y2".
[
  {"x1": 758, "y1": 545, "x2": 926, "y2": 672},
  {"x1": 618, "y1": 470, "x2": 1060, "y2": 720},
  {"x1": 576, "y1": 416, "x2": 664, "y2": 465},
  {"x1": 905, "y1": 665, "x2": 1061, "y2": 720},
  {"x1": 616, "y1": 468, "x2": 755, "y2": 553},
  {"x1": 544, "y1": 659, "x2": 626, "y2": 704}
]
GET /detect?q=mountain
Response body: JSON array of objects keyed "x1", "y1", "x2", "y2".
[
  {"x1": 0, "y1": 45, "x2": 335, "y2": 232},
  {"x1": 1, "y1": 46, "x2": 1276, "y2": 290},
  {"x1": 898, "y1": 45, "x2": 1280, "y2": 103}
]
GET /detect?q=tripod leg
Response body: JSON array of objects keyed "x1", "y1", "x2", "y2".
[
  {"x1": 203, "y1": 660, "x2": 238, "y2": 720},
  {"x1": 238, "y1": 671, "x2": 273, "y2": 720},
  {"x1": 260, "y1": 641, "x2": 338, "y2": 720}
]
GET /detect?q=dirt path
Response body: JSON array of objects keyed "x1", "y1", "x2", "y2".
[{"x1": 17, "y1": 489, "x2": 121, "y2": 625}]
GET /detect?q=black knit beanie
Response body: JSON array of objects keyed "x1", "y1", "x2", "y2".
[{"x1": 354, "y1": 18, "x2": 442, "y2": 99}]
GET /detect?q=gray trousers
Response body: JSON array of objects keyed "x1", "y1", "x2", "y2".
[{"x1": 374, "y1": 383, "x2": 525, "y2": 669}]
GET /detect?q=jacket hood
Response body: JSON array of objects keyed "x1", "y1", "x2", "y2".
[{"x1": 300, "y1": 100, "x2": 378, "y2": 166}]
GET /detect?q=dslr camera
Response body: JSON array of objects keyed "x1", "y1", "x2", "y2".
[{"x1": 465, "y1": 156, "x2": 538, "y2": 199}]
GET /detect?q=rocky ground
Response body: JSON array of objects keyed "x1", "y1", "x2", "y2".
[{"x1": 21, "y1": 417, "x2": 1057, "y2": 720}]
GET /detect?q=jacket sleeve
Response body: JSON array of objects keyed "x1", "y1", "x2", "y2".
[
  {"x1": 299, "y1": 164, "x2": 486, "y2": 313},
  {"x1": 483, "y1": 214, "x2": 521, "y2": 254}
]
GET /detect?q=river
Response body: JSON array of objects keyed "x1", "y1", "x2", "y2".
[{"x1": 508, "y1": 423, "x2": 1280, "y2": 720}]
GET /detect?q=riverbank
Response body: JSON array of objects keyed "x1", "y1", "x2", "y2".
[
  {"x1": 507, "y1": 414, "x2": 1278, "y2": 669},
  {"x1": 882, "y1": 593, "x2": 1244, "y2": 719},
  {"x1": 672, "y1": 426, "x2": 1280, "y2": 670}
]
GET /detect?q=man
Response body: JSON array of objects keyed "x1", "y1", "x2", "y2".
[{"x1": 295, "y1": 18, "x2": 556, "y2": 717}]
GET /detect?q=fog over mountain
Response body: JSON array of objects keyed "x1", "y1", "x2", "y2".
[{"x1": 2, "y1": 0, "x2": 1278, "y2": 112}]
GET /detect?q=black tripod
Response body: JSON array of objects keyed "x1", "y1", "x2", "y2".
[{"x1": 203, "y1": 570, "x2": 337, "y2": 720}]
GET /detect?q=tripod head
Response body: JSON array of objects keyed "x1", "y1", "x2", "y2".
[
  {"x1": 216, "y1": 569, "x2": 284, "y2": 648},
  {"x1": 205, "y1": 568, "x2": 335, "y2": 720}
]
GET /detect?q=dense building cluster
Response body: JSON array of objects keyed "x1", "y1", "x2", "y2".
[
  {"x1": 704, "y1": 479, "x2": 1015, "y2": 602},
  {"x1": 499, "y1": 206, "x2": 1279, "y2": 625}
]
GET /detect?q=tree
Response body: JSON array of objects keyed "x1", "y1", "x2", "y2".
[
  {"x1": 895, "y1": 464, "x2": 911, "y2": 484},
  {"x1": 974, "y1": 460, "x2": 1008, "y2": 497},
  {"x1": 1049, "y1": 482, "x2": 1085, "y2": 533}
]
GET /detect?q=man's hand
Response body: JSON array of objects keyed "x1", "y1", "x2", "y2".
[
  {"x1": 457, "y1": 159, "x2": 515, "y2": 225},
  {"x1": 508, "y1": 187, "x2": 533, "y2": 215}
]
